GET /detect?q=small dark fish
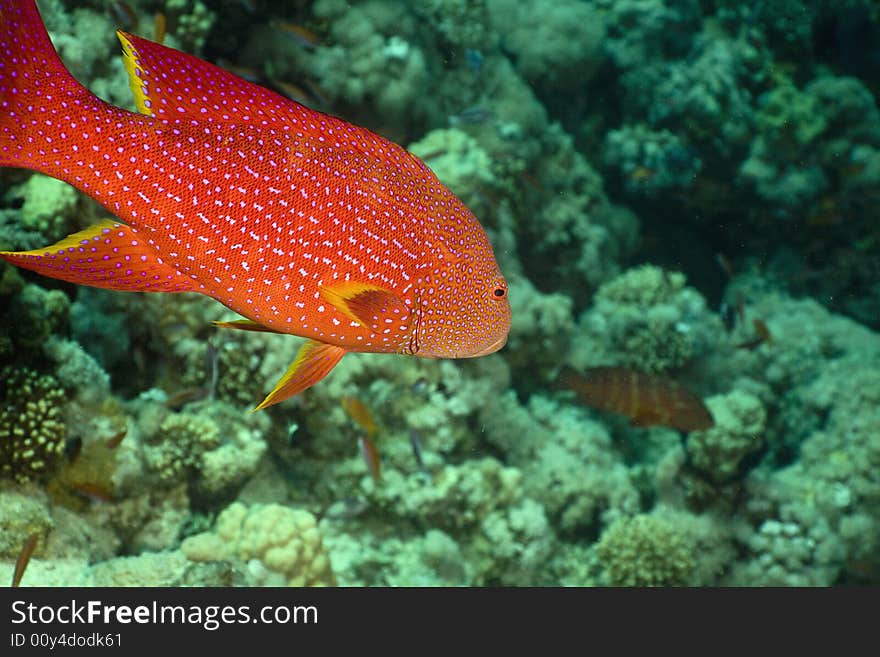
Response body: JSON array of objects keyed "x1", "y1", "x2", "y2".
[
  {"x1": 411, "y1": 376, "x2": 429, "y2": 395},
  {"x1": 754, "y1": 318, "x2": 772, "y2": 345},
  {"x1": 464, "y1": 48, "x2": 483, "y2": 73},
  {"x1": 735, "y1": 290, "x2": 746, "y2": 327},
  {"x1": 69, "y1": 482, "x2": 114, "y2": 503},
  {"x1": 449, "y1": 106, "x2": 494, "y2": 127},
  {"x1": 11, "y1": 533, "x2": 39, "y2": 588},
  {"x1": 270, "y1": 79, "x2": 322, "y2": 108},
  {"x1": 342, "y1": 396, "x2": 378, "y2": 437},
  {"x1": 64, "y1": 436, "x2": 83, "y2": 463},
  {"x1": 409, "y1": 429, "x2": 429, "y2": 477},
  {"x1": 720, "y1": 302, "x2": 736, "y2": 332},
  {"x1": 556, "y1": 366, "x2": 714, "y2": 432},
  {"x1": 418, "y1": 148, "x2": 447, "y2": 161},
  {"x1": 206, "y1": 340, "x2": 219, "y2": 400},
  {"x1": 108, "y1": 1, "x2": 137, "y2": 30},
  {"x1": 321, "y1": 497, "x2": 369, "y2": 520},
  {"x1": 358, "y1": 436, "x2": 381, "y2": 483},
  {"x1": 163, "y1": 386, "x2": 211, "y2": 409},
  {"x1": 271, "y1": 21, "x2": 322, "y2": 50},
  {"x1": 716, "y1": 253, "x2": 734, "y2": 280}
]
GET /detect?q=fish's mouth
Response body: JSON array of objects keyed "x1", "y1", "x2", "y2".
[{"x1": 469, "y1": 334, "x2": 508, "y2": 358}]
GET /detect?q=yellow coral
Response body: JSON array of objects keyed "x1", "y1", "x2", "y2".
[{"x1": 182, "y1": 502, "x2": 335, "y2": 586}]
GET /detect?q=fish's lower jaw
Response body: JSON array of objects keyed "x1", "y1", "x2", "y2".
[{"x1": 467, "y1": 335, "x2": 508, "y2": 358}]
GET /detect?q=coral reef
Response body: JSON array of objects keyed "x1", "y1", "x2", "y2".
[{"x1": 0, "y1": 0, "x2": 878, "y2": 589}]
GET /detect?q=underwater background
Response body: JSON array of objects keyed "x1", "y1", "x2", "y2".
[{"x1": 1, "y1": 0, "x2": 879, "y2": 586}]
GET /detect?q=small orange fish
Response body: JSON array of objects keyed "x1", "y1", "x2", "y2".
[
  {"x1": 269, "y1": 79, "x2": 324, "y2": 109},
  {"x1": 629, "y1": 166, "x2": 656, "y2": 182},
  {"x1": 557, "y1": 366, "x2": 714, "y2": 432},
  {"x1": 271, "y1": 21, "x2": 322, "y2": 49},
  {"x1": 736, "y1": 318, "x2": 772, "y2": 350},
  {"x1": 11, "y1": 533, "x2": 39, "y2": 588},
  {"x1": 163, "y1": 386, "x2": 211, "y2": 409},
  {"x1": 69, "y1": 481, "x2": 115, "y2": 503},
  {"x1": 342, "y1": 396, "x2": 378, "y2": 437},
  {"x1": 358, "y1": 436, "x2": 381, "y2": 483},
  {"x1": 154, "y1": 12, "x2": 166, "y2": 45},
  {"x1": 105, "y1": 427, "x2": 128, "y2": 449}
]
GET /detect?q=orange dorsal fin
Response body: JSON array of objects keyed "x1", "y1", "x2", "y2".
[
  {"x1": 254, "y1": 340, "x2": 347, "y2": 411},
  {"x1": 115, "y1": 31, "x2": 433, "y2": 176},
  {"x1": 212, "y1": 319, "x2": 282, "y2": 333},
  {"x1": 0, "y1": 220, "x2": 194, "y2": 292},
  {"x1": 118, "y1": 30, "x2": 304, "y2": 124},
  {"x1": 319, "y1": 282, "x2": 410, "y2": 332}
]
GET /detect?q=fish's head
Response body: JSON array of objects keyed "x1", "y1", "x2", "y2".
[{"x1": 411, "y1": 223, "x2": 511, "y2": 360}]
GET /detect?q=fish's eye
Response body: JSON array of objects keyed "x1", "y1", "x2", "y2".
[{"x1": 493, "y1": 287, "x2": 506, "y2": 298}]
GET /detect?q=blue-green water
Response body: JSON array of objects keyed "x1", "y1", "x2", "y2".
[{"x1": 0, "y1": 0, "x2": 878, "y2": 586}]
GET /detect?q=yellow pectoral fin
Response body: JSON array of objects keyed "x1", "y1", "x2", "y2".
[
  {"x1": 319, "y1": 281, "x2": 409, "y2": 332},
  {"x1": 212, "y1": 319, "x2": 282, "y2": 333},
  {"x1": 253, "y1": 340, "x2": 347, "y2": 411}
]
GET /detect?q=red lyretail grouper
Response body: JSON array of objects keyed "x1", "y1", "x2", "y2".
[{"x1": 0, "y1": 0, "x2": 510, "y2": 410}]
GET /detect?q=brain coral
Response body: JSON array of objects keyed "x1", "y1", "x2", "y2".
[{"x1": 182, "y1": 502, "x2": 335, "y2": 586}]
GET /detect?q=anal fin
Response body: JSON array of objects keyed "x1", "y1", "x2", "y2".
[
  {"x1": 0, "y1": 220, "x2": 194, "y2": 292},
  {"x1": 254, "y1": 340, "x2": 347, "y2": 411},
  {"x1": 212, "y1": 319, "x2": 281, "y2": 333}
]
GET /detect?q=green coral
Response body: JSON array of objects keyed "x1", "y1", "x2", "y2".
[
  {"x1": 369, "y1": 457, "x2": 523, "y2": 532},
  {"x1": 123, "y1": 400, "x2": 267, "y2": 501},
  {"x1": 0, "y1": 367, "x2": 67, "y2": 484},
  {"x1": 6, "y1": 283, "x2": 70, "y2": 352},
  {"x1": 756, "y1": 76, "x2": 827, "y2": 149},
  {"x1": 575, "y1": 265, "x2": 716, "y2": 373},
  {"x1": 408, "y1": 128, "x2": 497, "y2": 212},
  {"x1": 143, "y1": 411, "x2": 220, "y2": 484},
  {"x1": 0, "y1": 489, "x2": 53, "y2": 558},
  {"x1": 17, "y1": 174, "x2": 78, "y2": 242},
  {"x1": 415, "y1": 0, "x2": 490, "y2": 49},
  {"x1": 597, "y1": 511, "x2": 694, "y2": 586},
  {"x1": 596, "y1": 508, "x2": 733, "y2": 586},
  {"x1": 687, "y1": 390, "x2": 766, "y2": 484}
]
